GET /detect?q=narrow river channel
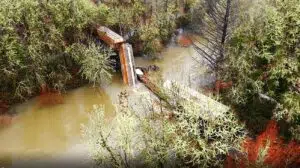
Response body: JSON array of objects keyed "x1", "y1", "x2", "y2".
[{"x1": 0, "y1": 42, "x2": 210, "y2": 167}]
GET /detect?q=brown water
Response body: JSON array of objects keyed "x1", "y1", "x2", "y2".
[
  {"x1": 0, "y1": 43, "x2": 209, "y2": 167},
  {"x1": 135, "y1": 44, "x2": 213, "y2": 89},
  {"x1": 0, "y1": 76, "x2": 125, "y2": 167}
]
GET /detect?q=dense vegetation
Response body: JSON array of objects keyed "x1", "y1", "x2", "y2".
[
  {"x1": 0, "y1": 0, "x2": 184, "y2": 104},
  {"x1": 220, "y1": 0, "x2": 300, "y2": 139},
  {"x1": 101, "y1": 0, "x2": 185, "y2": 56},
  {"x1": 83, "y1": 85, "x2": 245, "y2": 168},
  {"x1": 0, "y1": 0, "x2": 299, "y2": 167},
  {"x1": 0, "y1": 0, "x2": 112, "y2": 103},
  {"x1": 83, "y1": 0, "x2": 300, "y2": 167}
]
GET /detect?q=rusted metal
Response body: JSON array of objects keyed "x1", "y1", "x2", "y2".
[
  {"x1": 119, "y1": 43, "x2": 137, "y2": 86},
  {"x1": 96, "y1": 26, "x2": 125, "y2": 49},
  {"x1": 96, "y1": 26, "x2": 137, "y2": 86}
]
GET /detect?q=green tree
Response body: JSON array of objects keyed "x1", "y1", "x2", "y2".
[
  {"x1": 67, "y1": 41, "x2": 114, "y2": 86},
  {"x1": 0, "y1": 0, "x2": 112, "y2": 102},
  {"x1": 220, "y1": 0, "x2": 300, "y2": 139},
  {"x1": 83, "y1": 84, "x2": 245, "y2": 167},
  {"x1": 99, "y1": 0, "x2": 179, "y2": 57}
]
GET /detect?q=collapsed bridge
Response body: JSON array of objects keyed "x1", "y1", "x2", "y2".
[{"x1": 96, "y1": 26, "x2": 137, "y2": 87}]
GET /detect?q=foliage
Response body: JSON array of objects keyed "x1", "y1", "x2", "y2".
[
  {"x1": 165, "y1": 82, "x2": 246, "y2": 167},
  {"x1": 220, "y1": 0, "x2": 300, "y2": 139},
  {"x1": 225, "y1": 120, "x2": 300, "y2": 168},
  {"x1": 82, "y1": 105, "x2": 145, "y2": 167},
  {"x1": 67, "y1": 41, "x2": 114, "y2": 86},
  {"x1": 83, "y1": 84, "x2": 245, "y2": 168},
  {"x1": 0, "y1": 0, "x2": 112, "y2": 102},
  {"x1": 100, "y1": 0, "x2": 179, "y2": 57}
]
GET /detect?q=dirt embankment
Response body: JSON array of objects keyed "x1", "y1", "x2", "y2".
[{"x1": 0, "y1": 100, "x2": 14, "y2": 127}]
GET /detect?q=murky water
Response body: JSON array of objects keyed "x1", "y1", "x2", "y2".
[
  {"x1": 0, "y1": 76, "x2": 125, "y2": 167},
  {"x1": 0, "y1": 41, "x2": 210, "y2": 167},
  {"x1": 135, "y1": 44, "x2": 213, "y2": 89}
]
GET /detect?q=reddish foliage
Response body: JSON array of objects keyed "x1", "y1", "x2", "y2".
[
  {"x1": 262, "y1": 63, "x2": 275, "y2": 70},
  {"x1": 203, "y1": 87, "x2": 215, "y2": 95},
  {"x1": 43, "y1": 15, "x2": 51, "y2": 24},
  {"x1": 296, "y1": 79, "x2": 300, "y2": 92},
  {"x1": 215, "y1": 80, "x2": 233, "y2": 93},
  {"x1": 177, "y1": 35, "x2": 192, "y2": 47},
  {"x1": 70, "y1": 67, "x2": 80, "y2": 76},
  {"x1": 202, "y1": 81, "x2": 233, "y2": 95},
  {"x1": 63, "y1": 40, "x2": 68, "y2": 47},
  {"x1": 259, "y1": 72, "x2": 269, "y2": 81},
  {"x1": 90, "y1": 0, "x2": 98, "y2": 4},
  {"x1": 0, "y1": 114, "x2": 14, "y2": 127},
  {"x1": 225, "y1": 120, "x2": 300, "y2": 168},
  {"x1": 38, "y1": 84, "x2": 64, "y2": 106},
  {"x1": 0, "y1": 100, "x2": 9, "y2": 114}
]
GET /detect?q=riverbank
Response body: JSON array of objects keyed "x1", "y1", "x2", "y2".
[{"x1": 0, "y1": 35, "x2": 209, "y2": 165}]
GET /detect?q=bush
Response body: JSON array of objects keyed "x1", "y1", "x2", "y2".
[
  {"x1": 67, "y1": 41, "x2": 114, "y2": 86},
  {"x1": 83, "y1": 84, "x2": 245, "y2": 167},
  {"x1": 220, "y1": 0, "x2": 300, "y2": 139},
  {"x1": 0, "y1": 0, "x2": 111, "y2": 102},
  {"x1": 101, "y1": 0, "x2": 179, "y2": 57}
]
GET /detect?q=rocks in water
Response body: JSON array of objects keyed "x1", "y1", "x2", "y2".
[
  {"x1": 135, "y1": 69, "x2": 144, "y2": 76},
  {"x1": 136, "y1": 65, "x2": 160, "y2": 75},
  {"x1": 147, "y1": 65, "x2": 160, "y2": 72},
  {"x1": 135, "y1": 65, "x2": 160, "y2": 82}
]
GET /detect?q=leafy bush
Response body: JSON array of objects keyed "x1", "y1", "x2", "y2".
[
  {"x1": 0, "y1": 0, "x2": 111, "y2": 102},
  {"x1": 67, "y1": 41, "x2": 114, "y2": 86},
  {"x1": 220, "y1": 0, "x2": 300, "y2": 139},
  {"x1": 101, "y1": 0, "x2": 179, "y2": 57},
  {"x1": 83, "y1": 84, "x2": 245, "y2": 167}
]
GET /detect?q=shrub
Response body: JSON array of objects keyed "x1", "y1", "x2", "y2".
[
  {"x1": 67, "y1": 41, "x2": 114, "y2": 86},
  {"x1": 0, "y1": 0, "x2": 111, "y2": 102},
  {"x1": 83, "y1": 84, "x2": 245, "y2": 167},
  {"x1": 220, "y1": 0, "x2": 300, "y2": 139}
]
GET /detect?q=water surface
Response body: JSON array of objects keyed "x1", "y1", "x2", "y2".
[
  {"x1": 0, "y1": 76, "x2": 124, "y2": 167},
  {"x1": 0, "y1": 43, "x2": 210, "y2": 167}
]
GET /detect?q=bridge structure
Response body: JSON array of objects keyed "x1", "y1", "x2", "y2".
[{"x1": 96, "y1": 26, "x2": 137, "y2": 87}]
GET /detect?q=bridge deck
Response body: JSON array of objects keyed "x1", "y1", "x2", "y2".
[
  {"x1": 96, "y1": 26, "x2": 137, "y2": 87},
  {"x1": 97, "y1": 26, "x2": 125, "y2": 48},
  {"x1": 119, "y1": 43, "x2": 137, "y2": 87}
]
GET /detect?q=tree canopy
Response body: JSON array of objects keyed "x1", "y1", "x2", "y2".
[
  {"x1": 220, "y1": 0, "x2": 300, "y2": 139},
  {"x1": 0, "y1": 0, "x2": 186, "y2": 103},
  {"x1": 0, "y1": 0, "x2": 112, "y2": 102}
]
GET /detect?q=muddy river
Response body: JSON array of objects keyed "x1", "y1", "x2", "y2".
[{"x1": 0, "y1": 42, "x2": 210, "y2": 167}]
